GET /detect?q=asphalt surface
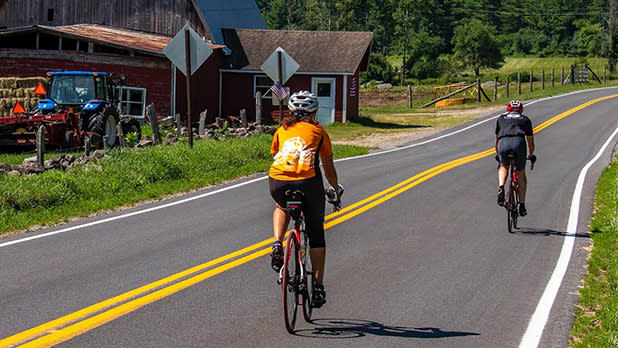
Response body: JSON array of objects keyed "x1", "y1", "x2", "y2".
[{"x1": 1, "y1": 87, "x2": 618, "y2": 347}]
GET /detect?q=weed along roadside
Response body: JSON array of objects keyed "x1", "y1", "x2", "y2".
[{"x1": 0, "y1": 134, "x2": 367, "y2": 236}]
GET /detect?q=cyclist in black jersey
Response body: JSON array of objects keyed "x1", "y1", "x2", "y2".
[{"x1": 495, "y1": 100, "x2": 536, "y2": 216}]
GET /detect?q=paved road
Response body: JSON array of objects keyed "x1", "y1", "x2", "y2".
[{"x1": 1, "y1": 88, "x2": 618, "y2": 347}]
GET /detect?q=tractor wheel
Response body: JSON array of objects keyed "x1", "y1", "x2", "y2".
[
  {"x1": 87, "y1": 111, "x2": 119, "y2": 148},
  {"x1": 120, "y1": 118, "x2": 142, "y2": 141}
]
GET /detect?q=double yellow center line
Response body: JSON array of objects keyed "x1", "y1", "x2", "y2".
[{"x1": 3, "y1": 93, "x2": 617, "y2": 347}]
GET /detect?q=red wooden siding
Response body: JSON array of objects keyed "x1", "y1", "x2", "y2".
[
  {"x1": 174, "y1": 51, "x2": 222, "y2": 124},
  {"x1": 0, "y1": 54, "x2": 172, "y2": 115}
]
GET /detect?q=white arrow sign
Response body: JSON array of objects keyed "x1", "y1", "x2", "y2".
[
  {"x1": 260, "y1": 47, "x2": 299, "y2": 84},
  {"x1": 163, "y1": 24, "x2": 213, "y2": 76}
]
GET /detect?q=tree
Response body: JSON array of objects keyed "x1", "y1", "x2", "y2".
[
  {"x1": 451, "y1": 19, "x2": 503, "y2": 77},
  {"x1": 605, "y1": 0, "x2": 618, "y2": 72}
]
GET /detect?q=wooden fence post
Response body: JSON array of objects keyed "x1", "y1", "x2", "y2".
[
  {"x1": 493, "y1": 77, "x2": 498, "y2": 101},
  {"x1": 199, "y1": 109, "x2": 207, "y2": 136},
  {"x1": 240, "y1": 109, "x2": 248, "y2": 128},
  {"x1": 408, "y1": 85, "x2": 413, "y2": 108},
  {"x1": 117, "y1": 123, "x2": 126, "y2": 147},
  {"x1": 542, "y1": 69, "x2": 545, "y2": 90},
  {"x1": 476, "y1": 78, "x2": 481, "y2": 102},
  {"x1": 561, "y1": 67, "x2": 565, "y2": 86},
  {"x1": 146, "y1": 104, "x2": 161, "y2": 145},
  {"x1": 570, "y1": 65, "x2": 574, "y2": 84},
  {"x1": 175, "y1": 113, "x2": 182, "y2": 136},
  {"x1": 506, "y1": 75, "x2": 510, "y2": 98},
  {"x1": 551, "y1": 67, "x2": 555, "y2": 88},
  {"x1": 604, "y1": 66, "x2": 607, "y2": 84},
  {"x1": 255, "y1": 91, "x2": 262, "y2": 125},
  {"x1": 36, "y1": 125, "x2": 45, "y2": 167},
  {"x1": 529, "y1": 70, "x2": 533, "y2": 92},
  {"x1": 518, "y1": 72, "x2": 521, "y2": 94}
]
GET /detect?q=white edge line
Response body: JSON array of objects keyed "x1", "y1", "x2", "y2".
[
  {"x1": 0, "y1": 176, "x2": 267, "y2": 248},
  {"x1": 2, "y1": 87, "x2": 616, "y2": 248},
  {"x1": 519, "y1": 124, "x2": 618, "y2": 348}
]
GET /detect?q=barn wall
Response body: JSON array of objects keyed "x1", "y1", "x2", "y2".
[
  {"x1": 174, "y1": 51, "x2": 222, "y2": 124},
  {"x1": 0, "y1": 49, "x2": 172, "y2": 115},
  {"x1": 0, "y1": 0, "x2": 209, "y2": 38}
]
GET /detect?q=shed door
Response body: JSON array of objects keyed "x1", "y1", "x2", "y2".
[{"x1": 312, "y1": 78, "x2": 336, "y2": 125}]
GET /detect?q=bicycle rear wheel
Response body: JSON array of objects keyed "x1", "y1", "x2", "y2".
[
  {"x1": 507, "y1": 185, "x2": 515, "y2": 233},
  {"x1": 302, "y1": 267, "x2": 314, "y2": 322},
  {"x1": 282, "y1": 231, "x2": 300, "y2": 333}
]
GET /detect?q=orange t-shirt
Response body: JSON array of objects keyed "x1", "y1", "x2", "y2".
[{"x1": 269, "y1": 121, "x2": 333, "y2": 181}]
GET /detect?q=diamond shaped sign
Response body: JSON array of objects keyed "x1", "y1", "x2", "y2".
[
  {"x1": 163, "y1": 24, "x2": 213, "y2": 76},
  {"x1": 260, "y1": 47, "x2": 299, "y2": 84}
]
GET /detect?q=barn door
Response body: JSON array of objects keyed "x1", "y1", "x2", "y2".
[{"x1": 312, "y1": 78, "x2": 336, "y2": 125}]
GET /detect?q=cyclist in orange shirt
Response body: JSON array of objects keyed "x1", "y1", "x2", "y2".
[{"x1": 268, "y1": 91, "x2": 341, "y2": 308}]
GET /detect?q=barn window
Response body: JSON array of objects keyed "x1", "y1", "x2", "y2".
[
  {"x1": 47, "y1": 9, "x2": 54, "y2": 22},
  {"x1": 254, "y1": 75, "x2": 272, "y2": 99}
]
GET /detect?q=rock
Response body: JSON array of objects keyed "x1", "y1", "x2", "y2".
[
  {"x1": 8, "y1": 170, "x2": 20, "y2": 176},
  {"x1": 0, "y1": 162, "x2": 10, "y2": 172},
  {"x1": 22, "y1": 156, "x2": 38, "y2": 166},
  {"x1": 135, "y1": 139, "x2": 153, "y2": 148},
  {"x1": 92, "y1": 150, "x2": 105, "y2": 159},
  {"x1": 376, "y1": 83, "x2": 393, "y2": 89}
]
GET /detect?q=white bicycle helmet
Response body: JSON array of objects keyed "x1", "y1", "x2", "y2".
[{"x1": 288, "y1": 91, "x2": 319, "y2": 114}]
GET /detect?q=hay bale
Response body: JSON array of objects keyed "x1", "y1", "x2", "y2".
[{"x1": 0, "y1": 78, "x2": 17, "y2": 89}]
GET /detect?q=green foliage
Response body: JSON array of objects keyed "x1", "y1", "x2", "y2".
[
  {"x1": 452, "y1": 19, "x2": 504, "y2": 76},
  {"x1": 571, "y1": 159, "x2": 618, "y2": 347},
  {"x1": 361, "y1": 52, "x2": 397, "y2": 84}
]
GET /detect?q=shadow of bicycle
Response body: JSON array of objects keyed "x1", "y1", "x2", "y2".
[
  {"x1": 293, "y1": 318, "x2": 479, "y2": 340},
  {"x1": 511, "y1": 227, "x2": 590, "y2": 239}
]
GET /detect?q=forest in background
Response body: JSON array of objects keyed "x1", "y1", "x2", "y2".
[{"x1": 255, "y1": 0, "x2": 618, "y2": 84}]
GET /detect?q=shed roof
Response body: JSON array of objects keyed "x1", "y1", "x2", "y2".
[
  {"x1": 222, "y1": 29, "x2": 373, "y2": 74},
  {"x1": 0, "y1": 24, "x2": 225, "y2": 56}
]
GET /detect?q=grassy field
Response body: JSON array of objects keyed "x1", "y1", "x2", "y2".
[
  {"x1": 0, "y1": 135, "x2": 367, "y2": 234},
  {"x1": 570, "y1": 157, "x2": 618, "y2": 347}
]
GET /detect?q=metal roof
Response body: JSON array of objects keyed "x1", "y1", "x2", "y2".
[
  {"x1": 195, "y1": 0, "x2": 266, "y2": 44},
  {"x1": 0, "y1": 24, "x2": 225, "y2": 56}
]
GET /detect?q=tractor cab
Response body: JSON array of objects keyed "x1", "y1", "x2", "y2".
[{"x1": 38, "y1": 71, "x2": 113, "y2": 114}]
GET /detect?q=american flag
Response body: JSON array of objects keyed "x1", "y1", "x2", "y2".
[{"x1": 270, "y1": 81, "x2": 289, "y2": 101}]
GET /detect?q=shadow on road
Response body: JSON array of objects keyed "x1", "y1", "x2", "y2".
[
  {"x1": 293, "y1": 318, "x2": 479, "y2": 340},
  {"x1": 512, "y1": 227, "x2": 590, "y2": 238},
  {"x1": 352, "y1": 116, "x2": 430, "y2": 130}
]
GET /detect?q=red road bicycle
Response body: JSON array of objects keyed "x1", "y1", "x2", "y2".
[
  {"x1": 278, "y1": 186, "x2": 343, "y2": 333},
  {"x1": 503, "y1": 153, "x2": 535, "y2": 233}
]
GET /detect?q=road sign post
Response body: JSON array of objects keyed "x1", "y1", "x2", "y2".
[
  {"x1": 163, "y1": 24, "x2": 213, "y2": 148},
  {"x1": 261, "y1": 47, "x2": 299, "y2": 123}
]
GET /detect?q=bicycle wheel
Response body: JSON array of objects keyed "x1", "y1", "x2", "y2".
[
  {"x1": 302, "y1": 250, "x2": 314, "y2": 322},
  {"x1": 282, "y1": 231, "x2": 300, "y2": 333},
  {"x1": 507, "y1": 184, "x2": 515, "y2": 233}
]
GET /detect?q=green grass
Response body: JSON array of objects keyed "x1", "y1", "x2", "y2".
[
  {"x1": 570, "y1": 157, "x2": 618, "y2": 347},
  {"x1": 490, "y1": 57, "x2": 610, "y2": 76},
  {"x1": 0, "y1": 134, "x2": 367, "y2": 234}
]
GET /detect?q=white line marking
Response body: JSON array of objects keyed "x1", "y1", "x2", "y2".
[
  {"x1": 2, "y1": 87, "x2": 617, "y2": 248},
  {"x1": 0, "y1": 176, "x2": 267, "y2": 248},
  {"x1": 519, "y1": 124, "x2": 618, "y2": 348}
]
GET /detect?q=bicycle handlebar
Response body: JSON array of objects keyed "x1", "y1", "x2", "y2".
[{"x1": 325, "y1": 184, "x2": 344, "y2": 212}]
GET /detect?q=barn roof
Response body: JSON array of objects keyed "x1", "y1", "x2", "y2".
[
  {"x1": 194, "y1": 0, "x2": 266, "y2": 44},
  {"x1": 0, "y1": 24, "x2": 225, "y2": 56},
  {"x1": 221, "y1": 29, "x2": 373, "y2": 74}
]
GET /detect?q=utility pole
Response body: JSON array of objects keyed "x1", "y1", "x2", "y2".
[{"x1": 606, "y1": 0, "x2": 618, "y2": 73}]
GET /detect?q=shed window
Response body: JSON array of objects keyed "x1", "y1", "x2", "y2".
[
  {"x1": 254, "y1": 75, "x2": 272, "y2": 99},
  {"x1": 47, "y1": 9, "x2": 54, "y2": 22}
]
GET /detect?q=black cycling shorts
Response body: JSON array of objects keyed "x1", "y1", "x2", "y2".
[
  {"x1": 269, "y1": 175, "x2": 326, "y2": 248},
  {"x1": 497, "y1": 136, "x2": 527, "y2": 170}
]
